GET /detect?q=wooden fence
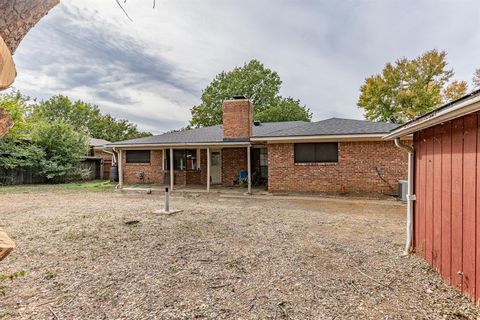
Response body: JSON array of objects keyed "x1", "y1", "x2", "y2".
[
  {"x1": 0, "y1": 167, "x2": 47, "y2": 185},
  {"x1": 0, "y1": 159, "x2": 101, "y2": 185}
]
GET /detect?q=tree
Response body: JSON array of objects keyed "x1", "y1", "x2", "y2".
[
  {"x1": 0, "y1": 141, "x2": 45, "y2": 170},
  {"x1": 358, "y1": 50, "x2": 455, "y2": 124},
  {"x1": 32, "y1": 95, "x2": 151, "y2": 142},
  {"x1": 255, "y1": 97, "x2": 311, "y2": 123},
  {"x1": 190, "y1": 59, "x2": 311, "y2": 127},
  {"x1": 0, "y1": 91, "x2": 44, "y2": 171},
  {"x1": 473, "y1": 69, "x2": 480, "y2": 89},
  {"x1": 0, "y1": 91, "x2": 31, "y2": 142},
  {"x1": 31, "y1": 121, "x2": 89, "y2": 180},
  {"x1": 442, "y1": 80, "x2": 468, "y2": 103}
]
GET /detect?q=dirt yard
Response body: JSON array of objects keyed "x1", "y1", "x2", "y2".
[{"x1": 0, "y1": 184, "x2": 478, "y2": 319}]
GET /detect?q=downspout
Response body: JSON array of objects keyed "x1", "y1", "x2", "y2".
[
  {"x1": 101, "y1": 148, "x2": 117, "y2": 164},
  {"x1": 394, "y1": 138, "x2": 416, "y2": 256},
  {"x1": 112, "y1": 147, "x2": 121, "y2": 189}
]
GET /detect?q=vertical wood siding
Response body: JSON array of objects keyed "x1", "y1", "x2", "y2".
[{"x1": 414, "y1": 111, "x2": 479, "y2": 302}]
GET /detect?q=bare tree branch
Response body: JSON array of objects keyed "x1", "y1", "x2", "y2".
[{"x1": 115, "y1": 0, "x2": 133, "y2": 21}]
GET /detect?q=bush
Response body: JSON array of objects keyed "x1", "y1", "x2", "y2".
[{"x1": 31, "y1": 121, "x2": 89, "y2": 180}]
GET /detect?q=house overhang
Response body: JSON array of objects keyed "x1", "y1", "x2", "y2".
[
  {"x1": 384, "y1": 91, "x2": 480, "y2": 140},
  {"x1": 251, "y1": 133, "x2": 411, "y2": 143},
  {"x1": 106, "y1": 141, "x2": 251, "y2": 150}
]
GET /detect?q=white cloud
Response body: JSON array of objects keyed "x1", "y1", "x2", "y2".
[{"x1": 11, "y1": 0, "x2": 480, "y2": 133}]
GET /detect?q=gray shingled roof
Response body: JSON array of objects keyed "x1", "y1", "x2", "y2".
[
  {"x1": 89, "y1": 137, "x2": 111, "y2": 146},
  {"x1": 108, "y1": 118, "x2": 398, "y2": 146},
  {"x1": 256, "y1": 118, "x2": 399, "y2": 137},
  {"x1": 109, "y1": 121, "x2": 307, "y2": 145}
]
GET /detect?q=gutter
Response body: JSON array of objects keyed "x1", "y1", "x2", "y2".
[
  {"x1": 385, "y1": 94, "x2": 480, "y2": 140},
  {"x1": 250, "y1": 133, "x2": 403, "y2": 142},
  {"x1": 394, "y1": 138, "x2": 415, "y2": 256},
  {"x1": 107, "y1": 141, "x2": 250, "y2": 148},
  {"x1": 100, "y1": 147, "x2": 117, "y2": 164}
]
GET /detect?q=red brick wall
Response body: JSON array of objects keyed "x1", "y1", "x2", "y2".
[
  {"x1": 267, "y1": 141, "x2": 408, "y2": 195},
  {"x1": 163, "y1": 171, "x2": 186, "y2": 185},
  {"x1": 186, "y1": 171, "x2": 201, "y2": 184},
  {"x1": 222, "y1": 99, "x2": 253, "y2": 140},
  {"x1": 221, "y1": 148, "x2": 247, "y2": 186},
  {"x1": 93, "y1": 149, "x2": 112, "y2": 161},
  {"x1": 122, "y1": 150, "x2": 164, "y2": 184},
  {"x1": 122, "y1": 149, "x2": 204, "y2": 185}
]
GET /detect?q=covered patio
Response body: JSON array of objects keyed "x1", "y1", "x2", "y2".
[
  {"x1": 120, "y1": 184, "x2": 270, "y2": 195},
  {"x1": 112, "y1": 142, "x2": 268, "y2": 194}
]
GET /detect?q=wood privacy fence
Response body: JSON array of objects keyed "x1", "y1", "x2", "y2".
[
  {"x1": 0, "y1": 167, "x2": 47, "y2": 185},
  {"x1": 413, "y1": 111, "x2": 480, "y2": 303},
  {"x1": 0, "y1": 159, "x2": 101, "y2": 185}
]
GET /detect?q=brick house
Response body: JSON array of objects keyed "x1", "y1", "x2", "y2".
[
  {"x1": 108, "y1": 97, "x2": 409, "y2": 195},
  {"x1": 82, "y1": 138, "x2": 112, "y2": 180}
]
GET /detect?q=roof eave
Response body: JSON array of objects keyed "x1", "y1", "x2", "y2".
[
  {"x1": 384, "y1": 95, "x2": 480, "y2": 140},
  {"x1": 251, "y1": 133, "x2": 408, "y2": 143},
  {"x1": 106, "y1": 141, "x2": 251, "y2": 149}
]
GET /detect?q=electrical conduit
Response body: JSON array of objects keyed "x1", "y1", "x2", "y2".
[{"x1": 394, "y1": 138, "x2": 415, "y2": 255}]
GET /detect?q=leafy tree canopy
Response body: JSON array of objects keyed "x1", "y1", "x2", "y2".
[
  {"x1": 31, "y1": 121, "x2": 89, "y2": 179},
  {"x1": 473, "y1": 68, "x2": 480, "y2": 89},
  {"x1": 255, "y1": 97, "x2": 311, "y2": 123},
  {"x1": 190, "y1": 59, "x2": 311, "y2": 127},
  {"x1": 357, "y1": 50, "x2": 467, "y2": 124},
  {"x1": 0, "y1": 91, "x2": 148, "y2": 181},
  {"x1": 0, "y1": 90, "x2": 31, "y2": 142},
  {"x1": 32, "y1": 95, "x2": 151, "y2": 142},
  {"x1": 442, "y1": 80, "x2": 468, "y2": 103}
]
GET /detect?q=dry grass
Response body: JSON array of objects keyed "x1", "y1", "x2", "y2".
[{"x1": 0, "y1": 187, "x2": 478, "y2": 319}]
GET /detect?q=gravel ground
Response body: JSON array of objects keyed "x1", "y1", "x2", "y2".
[{"x1": 0, "y1": 187, "x2": 479, "y2": 319}]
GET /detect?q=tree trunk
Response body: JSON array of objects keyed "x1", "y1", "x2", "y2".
[
  {"x1": 0, "y1": 0, "x2": 59, "y2": 54},
  {"x1": 0, "y1": 33, "x2": 16, "y2": 90},
  {"x1": 0, "y1": 229, "x2": 15, "y2": 262}
]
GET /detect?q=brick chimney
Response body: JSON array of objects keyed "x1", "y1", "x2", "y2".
[{"x1": 222, "y1": 96, "x2": 253, "y2": 141}]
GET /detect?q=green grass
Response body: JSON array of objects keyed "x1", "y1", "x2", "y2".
[{"x1": 0, "y1": 180, "x2": 115, "y2": 194}]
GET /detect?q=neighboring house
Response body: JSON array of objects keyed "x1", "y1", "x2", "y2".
[
  {"x1": 108, "y1": 97, "x2": 408, "y2": 194},
  {"x1": 80, "y1": 138, "x2": 112, "y2": 180},
  {"x1": 385, "y1": 89, "x2": 480, "y2": 303}
]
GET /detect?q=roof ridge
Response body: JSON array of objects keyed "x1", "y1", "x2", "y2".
[
  {"x1": 256, "y1": 121, "x2": 314, "y2": 136},
  {"x1": 325, "y1": 117, "x2": 384, "y2": 123}
]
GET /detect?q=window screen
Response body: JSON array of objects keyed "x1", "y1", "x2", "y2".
[
  {"x1": 165, "y1": 149, "x2": 198, "y2": 170},
  {"x1": 294, "y1": 143, "x2": 338, "y2": 163},
  {"x1": 126, "y1": 150, "x2": 150, "y2": 163}
]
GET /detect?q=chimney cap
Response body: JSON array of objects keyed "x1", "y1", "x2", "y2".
[
  {"x1": 232, "y1": 95, "x2": 247, "y2": 100},
  {"x1": 253, "y1": 120, "x2": 261, "y2": 126}
]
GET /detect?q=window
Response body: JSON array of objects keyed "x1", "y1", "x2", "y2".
[
  {"x1": 126, "y1": 150, "x2": 150, "y2": 163},
  {"x1": 165, "y1": 149, "x2": 198, "y2": 170},
  {"x1": 211, "y1": 152, "x2": 220, "y2": 166},
  {"x1": 294, "y1": 143, "x2": 338, "y2": 163},
  {"x1": 259, "y1": 148, "x2": 268, "y2": 166},
  {"x1": 259, "y1": 148, "x2": 268, "y2": 178}
]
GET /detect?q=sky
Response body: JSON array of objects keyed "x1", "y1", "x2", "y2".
[{"x1": 10, "y1": 0, "x2": 480, "y2": 134}]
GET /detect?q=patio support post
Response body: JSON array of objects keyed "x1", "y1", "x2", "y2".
[
  {"x1": 207, "y1": 147, "x2": 211, "y2": 193},
  {"x1": 247, "y1": 145, "x2": 251, "y2": 194},
  {"x1": 169, "y1": 147, "x2": 174, "y2": 191},
  {"x1": 118, "y1": 149, "x2": 123, "y2": 189}
]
